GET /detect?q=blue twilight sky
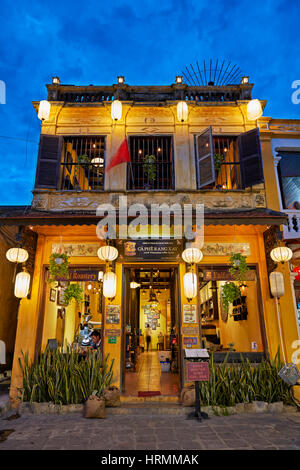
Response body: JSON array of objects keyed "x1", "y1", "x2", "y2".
[{"x1": 0, "y1": 0, "x2": 299, "y2": 205}]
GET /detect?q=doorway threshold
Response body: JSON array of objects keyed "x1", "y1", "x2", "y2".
[{"x1": 121, "y1": 395, "x2": 180, "y2": 404}]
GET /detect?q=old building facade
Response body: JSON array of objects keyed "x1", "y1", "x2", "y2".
[{"x1": 1, "y1": 74, "x2": 299, "y2": 402}]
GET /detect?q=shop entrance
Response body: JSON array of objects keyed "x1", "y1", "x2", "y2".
[{"x1": 122, "y1": 266, "x2": 181, "y2": 396}]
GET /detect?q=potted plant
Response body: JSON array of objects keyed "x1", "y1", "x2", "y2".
[
  {"x1": 49, "y1": 253, "x2": 69, "y2": 283},
  {"x1": 143, "y1": 154, "x2": 156, "y2": 189},
  {"x1": 74, "y1": 154, "x2": 90, "y2": 190},
  {"x1": 214, "y1": 153, "x2": 224, "y2": 173},
  {"x1": 64, "y1": 283, "x2": 83, "y2": 307}
]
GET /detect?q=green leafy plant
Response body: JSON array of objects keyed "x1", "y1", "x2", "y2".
[
  {"x1": 229, "y1": 253, "x2": 250, "y2": 283},
  {"x1": 221, "y1": 282, "x2": 241, "y2": 312},
  {"x1": 196, "y1": 350, "x2": 292, "y2": 408},
  {"x1": 64, "y1": 283, "x2": 83, "y2": 306},
  {"x1": 49, "y1": 253, "x2": 69, "y2": 283},
  {"x1": 143, "y1": 154, "x2": 156, "y2": 186},
  {"x1": 214, "y1": 153, "x2": 224, "y2": 172},
  {"x1": 18, "y1": 348, "x2": 114, "y2": 405}
]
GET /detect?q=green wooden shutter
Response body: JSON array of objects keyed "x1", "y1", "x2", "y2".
[
  {"x1": 34, "y1": 135, "x2": 63, "y2": 189},
  {"x1": 196, "y1": 127, "x2": 215, "y2": 189},
  {"x1": 238, "y1": 128, "x2": 264, "y2": 188}
]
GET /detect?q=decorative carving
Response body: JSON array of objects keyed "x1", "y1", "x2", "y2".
[{"x1": 32, "y1": 190, "x2": 267, "y2": 213}]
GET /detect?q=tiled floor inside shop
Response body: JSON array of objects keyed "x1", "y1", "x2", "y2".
[{"x1": 124, "y1": 351, "x2": 180, "y2": 396}]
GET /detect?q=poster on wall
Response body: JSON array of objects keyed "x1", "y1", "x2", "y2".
[
  {"x1": 106, "y1": 305, "x2": 120, "y2": 324},
  {"x1": 183, "y1": 304, "x2": 197, "y2": 323}
]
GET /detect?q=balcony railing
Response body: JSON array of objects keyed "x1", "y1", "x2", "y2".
[
  {"x1": 127, "y1": 136, "x2": 174, "y2": 190},
  {"x1": 59, "y1": 136, "x2": 105, "y2": 191}
]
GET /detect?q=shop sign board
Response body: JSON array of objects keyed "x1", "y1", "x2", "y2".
[
  {"x1": 108, "y1": 336, "x2": 117, "y2": 344},
  {"x1": 182, "y1": 304, "x2": 197, "y2": 323},
  {"x1": 183, "y1": 337, "x2": 198, "y2": 346},
  {"x1": 202, "y1": 243, "x2": 251, "y2": 256},
  {"x1": 117, "y1": 239, "x2": 183, "y2": 261},
  {"x1": 105, "y1": 329, "x2": 121, "y2": 337},
  {"x1": 203, "y1": 269, "x2": 255, "y2": 282},
  {"x1": 56, "y1": 270, "x2": 99, "y2": 282},
  {"x1": 187, "y1": 362, "x2": 209, "y2": 382},
  {"x1": 182, "y1": 327, "x2": 199, "y2": 335}
]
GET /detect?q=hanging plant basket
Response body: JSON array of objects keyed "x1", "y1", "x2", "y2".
[
  {"x1": 49, "y1": 253, "x2": 69, "y2": 283},
  {"x1": 221, "y1": 282, "x2": 241, "y2": 313},
  {"x1": 64, "y1": 284, "x2": 83, "y2": 306},
  {"x1": 229, "y1": 253, "x2": 249, "y2": 283}
]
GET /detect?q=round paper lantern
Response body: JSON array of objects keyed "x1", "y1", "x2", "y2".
[
  {"x1": 38, "y1": 100, "x2": 51, "y2": 121},
  {"x1": 91, "y1": 157, "x2": 104, "y2": 167},
  {"x1": 111, "y1": 100, "x2": 122, "y2": 121},
  {"x1": 6, "y1": 247, "x2": 29, "y2": 263},
  {"x1": 177, "y1": 101, "x2": 188, "y2": 122},
  {"x1": 14, "y1": 268, "x2": 31, "y2": 298},
  {"x1": 270, "y1": 246, "x2": 293, "y2": 263},
  {"x1": 293, "y1": 266, "x2": 300, "y2": 281},
  {"x1": 103, "y1": 271, "x2": 117, "y2": 300},
  {"x1": 183, "y1": 272, "x2": 197, "y2": 301},
  {"x1": 269, "y1": 272, "x2": 285, "y2": 298},
  {"x1": 182, "y1": 247, "x2": 203, "y2": 264},
  {"x1": 97, "y1": 245, "x2": 118, "y2": 262},
  {"x1": 247, "y1": 99, "x2": 262, "y2": 121}
]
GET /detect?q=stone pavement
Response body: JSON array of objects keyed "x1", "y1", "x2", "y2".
[{"x1": 0, "y1": 409, "x2": 300, "y2": 450}]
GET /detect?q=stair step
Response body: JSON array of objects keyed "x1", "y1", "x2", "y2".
[{"x1": 108, "y1": 403, "x2": 190, "y2": 416}]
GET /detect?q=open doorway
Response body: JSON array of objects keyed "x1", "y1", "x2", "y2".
[{"x1": 122, "y1": 266, "x2": 180, "y2": 397}]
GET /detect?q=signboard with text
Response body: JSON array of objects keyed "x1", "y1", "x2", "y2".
[
  {"x1": 187, "y1": 362, "x2": 209, "y2": 382},
  {"x1": 117, "y1": 239, "x2": 183, "y2": 262}
]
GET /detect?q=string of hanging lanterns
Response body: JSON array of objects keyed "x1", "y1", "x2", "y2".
[
  {"x1": 97, "y1": 245, "x2": 119, "y2": 301},
  {"x1": 182, "y1": 246, "x2": 203, "y2": 302}
]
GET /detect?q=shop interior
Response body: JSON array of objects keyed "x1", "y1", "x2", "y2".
[
  {"x1": 198, "y1": 267, "x2": 265, "y2": 353},
  {"x1": 123, "y1": 267, "x2": 180, "y2": 396},
  {"x1": 41, "y1": 269, "x2": 104, "y2": 352}
]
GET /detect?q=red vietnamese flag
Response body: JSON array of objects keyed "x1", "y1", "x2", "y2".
[{"x1": 105, "y1": 138, "x2": 130, "y2": 172}]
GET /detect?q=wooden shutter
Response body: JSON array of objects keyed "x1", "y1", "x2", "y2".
[
  {"x1": 34, "y1": 135, "x2": 63, "y2": 189},
  {"x1": 238, "y1": 128, "x2": 264, "y2": 188},
  {"x1": 196, "y1": 127, "x2": 215, "y2": 189}
]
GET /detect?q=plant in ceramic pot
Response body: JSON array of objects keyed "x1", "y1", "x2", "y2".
[
  {"x1": 64, "y1": 283, "x2": 83, "y2": 307},
  {"x1": 143, "y1": 154, "x2": 156, "y2": 189},
  {"x1": 49, "y1": 253, "x2": 69, "y2": 283}
]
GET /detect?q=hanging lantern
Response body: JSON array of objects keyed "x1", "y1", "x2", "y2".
[
  {"x1": 103, "y1": 271, "x2": 117, "y2": 300},
  {"x1": 38, "y1": 100, "x2": 51, "y2": 121},
  {"x1": 91, "y1": 157, "x2": 104, "y2": 167},
  {"x1": 269, "y1": 272, "x2": 285, "y2": 298},
  {"x1": 98, "y1": 271, "x2": 104, "y2": 282},
  {"x1": 130, "y1": 281, "x2": 140, "y2": 289},
  {"x1": 6, "y1": 247, "x2": 29, "y2": 263},
  {"x1": 97, "y1": 245, "x2": 118, "y2": 262},
  {"x1": 111, "y1": 100, "x2": 122, "y2": 121},
  {"x1": 270, "y1": 246, "x2": 293, "y2": 263},
  {"x1": 182, "y1": 247, "x2": 203, "y2": 264},
  {"x1": 293, "y1": 266, "x2": 300, "y2": 281},
  {"x1": 177, "y1": 101, "x2": 188, "y2": 122},
  {"x1": 14, "y1": 268, "x2": 31, "y2": 298},
  {"x1": 246, "y1": 99, "x2": 262, "y2": 121},
  {"x1": 183, "y1": 272, "x2": 197, "y2": 301}
]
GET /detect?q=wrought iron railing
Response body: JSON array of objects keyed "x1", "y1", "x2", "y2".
[
  {"x1": 59, "y1": 136, "x2": 105, "y2": 191},
  {"x1": 127, "y1": 136, "x2": 174, "y2": 190}
]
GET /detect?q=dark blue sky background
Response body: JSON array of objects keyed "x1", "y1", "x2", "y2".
[{"x1": 0, "y1": 0, "x2": 299, "y2": 205}]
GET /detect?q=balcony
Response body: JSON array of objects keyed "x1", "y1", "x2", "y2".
[{"x1": 59, "y1": 136, "x2": 105, "y2": 191}]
